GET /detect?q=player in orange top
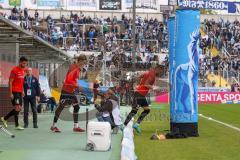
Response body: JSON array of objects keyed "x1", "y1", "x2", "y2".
[
  {"x1": 50, "y1": 55, "x2": 87, "y2": 133},
  {"x1": 123, "y1": 64, "x2": 165, "y2": 133},
  {"x1": 1, "y1": 56, "x2": 28, "y2": 130}
]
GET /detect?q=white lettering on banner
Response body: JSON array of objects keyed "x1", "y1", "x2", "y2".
[
  {"x1": 236, "y1": 94, "x2": 240, "y2": 100},
  {"x1": 216, "y1": 94, "x2": 222, "y2": 101},
  {"x1": 223, "y1": 94, "x2": 228, "y2": 100},
  {"x1": 217, "y1": 2, "x2": 221, "y2": 9},
  {"x1": 178, "y1": 0, "x2": 227, "y2": 10},
  {"x1": 197, "y1": 92, "x2": 240, "y2": 102},
  {"x1": 211, "y1": 1, "x2": 216, "y2": 9},
  {"x1": 206, "y1": 94, "x2": 212, "y2": 101},
  {"x1": 197, "y1": 1, "x2": 204, "y2": 8},
  {"x1": 191, "y1": 1, "x2": 196, "y2": 8}
]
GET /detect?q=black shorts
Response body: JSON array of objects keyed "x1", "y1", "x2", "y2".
[
  {"x1": 11, "y1": 92, "x2": 23, "y2": 106},
  {"x1": 132, "y1": 91, "x2": 149, "y2": 109},
  {"x1": 60, "y1": 91, "x2": 78, "y2": 106}
]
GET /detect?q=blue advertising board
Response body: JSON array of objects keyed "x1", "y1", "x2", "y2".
[{"x1": 178, "y1": 0, "x2": 240, "y2": 14}]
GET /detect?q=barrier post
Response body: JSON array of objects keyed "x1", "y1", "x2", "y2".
[
  {"x1": 171, "y1": 9, "x2": 200, "y2": 137},
  {"x1": 167, "y1": 16, "x2": 175, "y2": 131}
]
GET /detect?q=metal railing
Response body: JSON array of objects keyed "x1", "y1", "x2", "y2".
[
  {"x1": 221, "y1": 45, "x2": 232, "y2": 58},
  {"x1": 6, "y1": 16, "x2": 163, "y2": 53},
  {"x1": 61, "y1": 36, "x2": 161, "y2": 53}
]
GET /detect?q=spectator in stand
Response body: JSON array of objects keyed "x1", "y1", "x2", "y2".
[
  {"x1": 12, "y1": 6, "x2": 18, "y2": 14},
  {"x1": 24, "y1": 8, "x2": 28, "y2": 19},
  {"x1": 8, "y1": 13, "x2": 18, "y2": 21},
  {"x1": 51, "y1": 28, "x2": 59, "y2": 45},
  {"x1": 34, "y1": 9, "x2": 39, "y2": 22}
]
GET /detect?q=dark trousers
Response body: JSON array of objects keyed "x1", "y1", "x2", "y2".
[{"x1": 24, "y1": 98, "x2": 38, "y2": 126}]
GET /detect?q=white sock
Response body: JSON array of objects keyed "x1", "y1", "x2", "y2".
[{"x1": 74, "y1": 123, "x2": 79, "y2": 128}]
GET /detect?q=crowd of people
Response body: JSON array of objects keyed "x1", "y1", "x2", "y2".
[
  {"x1": 43, "y1": 11, "x2": 167, "y2": 53},
  {"x1": 0, "y1": 7, "x2": 239, "y2": 88},
  {"x1": 1, "y1": 7, "x2": 167, "y2": 55},
  {"x1": 200, "y1": 19, "x2": 240, "y2": 88},
  {"x1": 202, "y1": 18, "x2": 240, "y2": 57}
]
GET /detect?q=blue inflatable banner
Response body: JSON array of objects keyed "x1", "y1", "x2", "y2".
[
  {"x1": 168, "y1": 17, "x2": 175, "y2": 123},
  {"x1": 173, "y1": 9, "x2": 200, "y2": 123}
]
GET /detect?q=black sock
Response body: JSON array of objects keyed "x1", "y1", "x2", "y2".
[
  {"x1": 4, "y1": 109, "x2": 16, "y2": 120},
  {"x1": 137, "y1": 109, "x2": 150, "y2": 124},
  {"x1": 124, "y1": 109, "x2": 138, "y2": 126},
  {"x1": 53, "y1": 116, "x2": 58, "y2": 123},
  {"x1": 73, "y1": 105, "x2": 80, "y2": 123},
  {"x1": 14, "y1": 111, "x2": 20, "y2": 127},
  {"x1": 53, "y1": 103, "x2": 64, "y2": 123}
]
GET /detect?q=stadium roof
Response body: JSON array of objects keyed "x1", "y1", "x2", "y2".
[{"x1": 0, "y1": 15, "x2": 70, "y2": 63}]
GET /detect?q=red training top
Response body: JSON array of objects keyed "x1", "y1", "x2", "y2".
[
  {"x1": 10, "y1": 66, "x2": 25, "y2": 93},
  {"x1": 136, "y1": 70, "x2": 156, "y2": 96},
  {"x1": 62, "y1": 64, "x2": 81, "y2": 93}
]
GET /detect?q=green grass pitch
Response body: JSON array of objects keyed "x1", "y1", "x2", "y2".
[{"x1": 134, "y1": 103, "x2": 240, "y2": 160}]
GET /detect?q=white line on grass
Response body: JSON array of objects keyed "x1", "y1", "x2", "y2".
[{"x1": 199, "y1": 114, "x2": 240, "y2": 132}]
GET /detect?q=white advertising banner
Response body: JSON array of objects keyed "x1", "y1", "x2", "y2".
[
  {"x1": 23, "y1": 0, "x2": 37, "y2": 9},
  {"x1": 66, "y1": 0, "x2": 97, "y2": 11}
]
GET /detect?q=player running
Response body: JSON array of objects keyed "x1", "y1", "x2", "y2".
[
  {"x1": 50, "y1": 55, "x2": 87, "y2": 133},
  {"x1": 122, "y1": 64, "x2": 164, "y2": 133}
]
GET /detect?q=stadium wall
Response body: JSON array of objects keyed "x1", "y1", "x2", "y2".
[
  {"x1": 156, "y1": 92, "x2": 240, "y2": 104},
  {"x1": 0, "y1": 8, "x2": 163, "y2": 21},
  {"x1": 0, "y1": 0, "x2": 169, "y2": 12},
  {"x1": 3, "y1": 7, "x2": 240, "y2": 22}
]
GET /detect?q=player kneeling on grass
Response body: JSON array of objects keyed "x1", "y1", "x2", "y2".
[
  {"x1": 95, "y1": 89, "x2": 122, "y2": 134},
  {"x1": 50, "y1": 55, "x2": 87, "y2": 133},
  {"x1": 122, "y1": 64, "x2": 165, "y2": 134}
]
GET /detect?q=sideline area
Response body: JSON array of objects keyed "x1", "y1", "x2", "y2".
[{"x1": 0, "y1": 106, "x2": 131, "y2": 160}]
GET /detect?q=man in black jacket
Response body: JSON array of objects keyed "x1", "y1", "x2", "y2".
[{"x1": 23, "y1": 68, "x2": 40, "y2": 128}]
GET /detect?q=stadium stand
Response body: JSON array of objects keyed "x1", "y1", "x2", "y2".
[
  {"x1": 0, "y1": 15, "x2": 70, "y2": 62},
  {"x1": 200, "y1": 18, "x2": 240, "y2": 88},
  {"x1": 0, "y1": 8, "x2": 239, "y2": 90}
]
